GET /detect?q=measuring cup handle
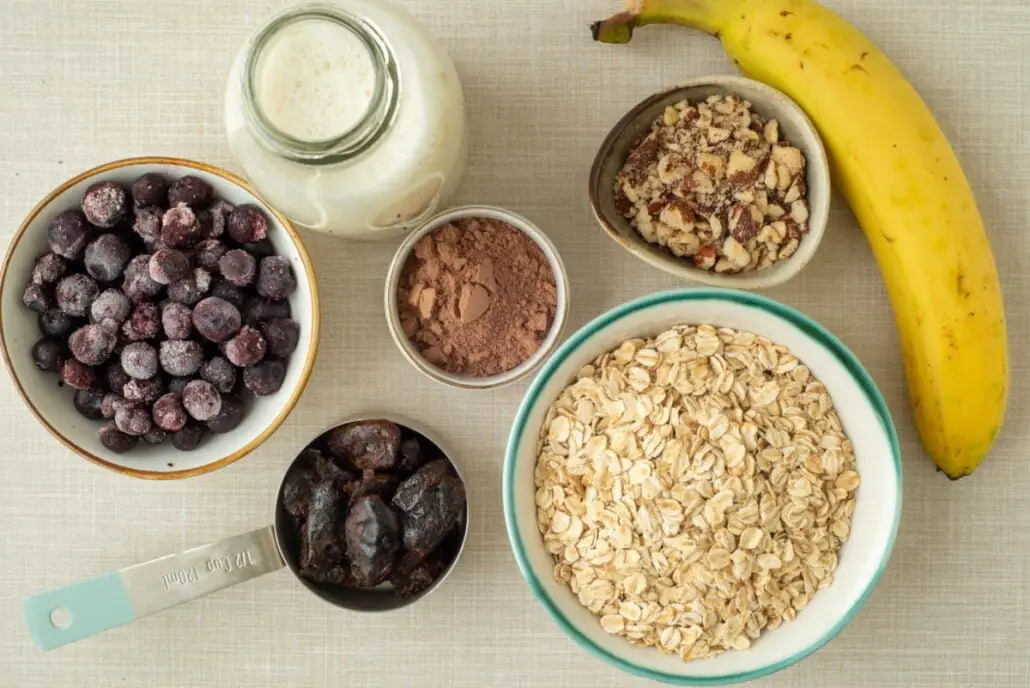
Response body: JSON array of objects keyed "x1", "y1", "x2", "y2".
[{"x1": 24, "y1": 525, "x2": 284, "y2": 651}]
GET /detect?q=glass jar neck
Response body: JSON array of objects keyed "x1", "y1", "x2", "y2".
[{"x1": 241, "y1": 3, "x2": 399, "y2": 165}]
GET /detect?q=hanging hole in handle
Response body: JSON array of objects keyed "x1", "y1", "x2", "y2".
[{"x1": 49, "y1": 607, "x2": 71, "y2": 629}]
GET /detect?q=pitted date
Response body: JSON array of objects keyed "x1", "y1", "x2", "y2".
[{"x1": 281, "y1": 419, "x2": 466, "y2": 600}]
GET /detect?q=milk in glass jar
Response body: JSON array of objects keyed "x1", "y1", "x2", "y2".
[{"x1": 225, "y1": 1, "x2": 468, "y2": 240}]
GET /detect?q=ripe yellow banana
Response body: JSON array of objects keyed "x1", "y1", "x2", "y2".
[{"x1": 593, "y1": 0, "x2": 1008, "y2": 478}]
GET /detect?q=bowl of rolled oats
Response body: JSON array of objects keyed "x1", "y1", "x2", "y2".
[
  {"x1": 503, "y1": 289, "x2": 901, "y2": 684},
  {"x1": 589, "y1": 77, "x2": 831, "y2": 289}
]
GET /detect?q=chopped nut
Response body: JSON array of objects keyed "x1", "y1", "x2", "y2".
[
  {"x1": 615, "y1": 94, "x2": 811, "y2": 275},
  {"x1": 728, "y1": 204, "x2": 763, "y2": 243},
  {"x1": 659, "y1": 201, "x2": 696, "y2": 231},
  {"x1": 790, "y1": 200, "x2": 810, "y2": 224},
  {"x1": 699, "y1": 152, "x2": 726, "y2": 179},
  {"x1": 690, "y1": 169, "x2": 715, "y2": 195},
  {"x1": 727, "y1": 150, "x2": 758, "y2": 182},
  {"x1": 776, "y1": 164, "x2": 793, "y2": 191},
  {"x1": 663, "y1": 106, "x2": 679, "y2": 126},
  {"x1": 772, "y1": 145, "x2": 805, "y2": 175},
  {"x1": 693, "y1": 245, "x2": 717, "y2": 270}
]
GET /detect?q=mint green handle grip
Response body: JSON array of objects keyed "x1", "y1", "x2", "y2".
[
  {"x1": 24, "y1": 526, "x2": 283, "y2": 651},
  {"x1": 24, "y1": 573, "x2": 135, "y2": 651}
]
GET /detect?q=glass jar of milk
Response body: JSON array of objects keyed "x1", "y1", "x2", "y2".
[{"x1": 225, "y1": 1, "x2": 467, "y2": 240}]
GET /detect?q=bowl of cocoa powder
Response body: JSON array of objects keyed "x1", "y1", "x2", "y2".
[{"x1": 385, "y1": 206, "x2": 569, "y2": 389}]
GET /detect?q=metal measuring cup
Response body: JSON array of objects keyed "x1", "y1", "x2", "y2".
[{"x1": 24, "y1": 415, "x2": 470, "y2": 651}]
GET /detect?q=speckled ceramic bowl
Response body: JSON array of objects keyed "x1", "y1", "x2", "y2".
[
  {"x1": 0, "y1": 157, "x2": 320, "y2": 479},
  {"x1": 504, "y1": 289, "x2": 901, "y2": 684},
  {"x1": 589, "y1": 76, "x2": 831, "y2": 290}
]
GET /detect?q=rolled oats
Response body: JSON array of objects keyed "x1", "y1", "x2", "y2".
[
  {"x1": 614, "y1": 95, "x2": 811, "y2": 274},
  {"x1": 534, "y1": 326, "x2": 858, "y2": 662}
]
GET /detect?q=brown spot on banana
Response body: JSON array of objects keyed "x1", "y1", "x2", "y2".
[
  {"x1": 861, "y1": 51, "x2": 870, "y2": 60},
  {"x1": 780, "y1": 10, "x2": 794, "y2": 16},
  {"x1": 848, "y1": 64, "x2": 870, "y2": 75},
  {"x1": 956, "y1": 268, "x2": 970, "y2": 299}
]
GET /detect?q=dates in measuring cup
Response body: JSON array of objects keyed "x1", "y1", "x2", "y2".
[{"x1": 280, "y1": 419, "x2": 467, "y2": 600}]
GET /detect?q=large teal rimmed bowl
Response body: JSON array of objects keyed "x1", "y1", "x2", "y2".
[{"x1": 503, "y1": 288, "x2": 901, "y2": 685}]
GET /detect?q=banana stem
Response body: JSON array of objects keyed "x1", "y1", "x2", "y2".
[{"x1": 591, "y1": 0, "x2": 730, "y2": 42}]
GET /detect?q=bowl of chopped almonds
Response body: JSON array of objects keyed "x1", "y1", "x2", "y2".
[
  {"x1": 503, "y1": 288, "x2": 901, "y2": 684},
  {"x1": 589, "y1": 77, "x2": 830, "y2": 289}
]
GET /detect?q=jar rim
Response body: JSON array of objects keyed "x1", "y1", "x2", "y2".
[{"x1": 241, "y1": 2, "x2": 400, "y2": 164}]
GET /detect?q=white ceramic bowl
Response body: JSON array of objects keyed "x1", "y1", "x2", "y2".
[
  {"x1": 503, "y1": 288, "x2": 901, "y2": 684},
  {"x1": 589, "y1": 76, "x2": 831, "y2": 290},
  {"x1": 0, "y1": 157, "x2": 320, "y2": 479},
  {"x1": 384, "y1": 205, "x2": 570, "y2": 390}
]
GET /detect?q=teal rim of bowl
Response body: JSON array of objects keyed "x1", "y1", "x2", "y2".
[{"x1": 502, "y1": 287, "x2": 903, "y2": 686}]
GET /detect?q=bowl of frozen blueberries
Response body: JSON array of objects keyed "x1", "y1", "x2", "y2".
[{"x1": 0, "y1": 157, "x2": 319, "y2": 479}]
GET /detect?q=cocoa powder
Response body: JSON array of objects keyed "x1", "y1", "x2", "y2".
[{"x1": 397, "y1": 217, "x2": 558, "y2": 377}]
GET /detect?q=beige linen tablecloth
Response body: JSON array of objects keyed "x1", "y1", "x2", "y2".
[{"x1": 1, "y1": 1, "x2": 1028, "y2": 686}]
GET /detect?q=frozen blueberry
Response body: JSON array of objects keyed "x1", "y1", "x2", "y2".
[
  {"x1": 84, "y1": 234, "x2": 131, "y2": 282},
  {"x1": 60, "y1": 358, "x2": 95, "y2": 390},
  {"x1": 167, "y1": 267, "x2": 211, "y2": 306},
  {"x1": 211, "y1": 280, "x2": 247, "y2": 310},
  {"x1": 47, "y1": 210, "x2": 93, "y2": 260},
  {"x1": 90, "y1": 289, "x2": 131, "y2": 326},
  {"x1": 200, "y1": 356, "x2": 236, "y2": 394},
  {"x1": 31, "y1": 253, "x2": 68, "y2": 285},
  {"x1": 161, "y1": 302, "x2": 193, "y2": 340},
  {"x1": 152, "y1": 393, "x2": 188, "y2": 432},
  {"x1": 227, "y1": 205, "x2": 268, "y2": 244},
  {"x1": 22, "y1": 282, "x2": 50, "y2": 313},
  {"x1": 242, "y1": 297, "x2": 290, "y2": 325},
  {"x1": 167, "y1": 176, "x2": 212, "y2": 210},
  {"x1": 148, "y1": 248, "x2": 190, "y2": 285},
  {"x1": 122, "y1": 302, "x2": 161, "y2": 341},
  {"x1": 167, "y1": 376, "x2": 192, "y2": 395},
  {"x1": 115, "y1": 403, "x2": 152, "y2": 436},
  {"x1": 218, "y1": 249, "x2": 256, "y2": 287},
  {"x1": 73, "y1": 389, "x2": 106, "y2": 420},
  {"x1": 133, "y1": 207, "x2": 163, "y2": 246},
  {"x1": 242, "y1": 239, "x2": 275, "y2": 260},
  {"x1": 206, "y1": 199, "x2": 234, "y2": 238},
  {"x1": 38, "y1": 309, "x2": 77, "y2": 338},
  {"x1": 122, "y1": 254, "x2": 163, "y2": 303},
  {"x1": 55, "y1": 274, "x2": 98, "y2": 317},
  {"x1": 32, "y1": 338, "x2": 64, "y2": 372},
  {"x1": 243, "y1": 359, "x2": 286, "y2": 397},
  {"x1": 171, "y1": 423, "x2": 204, "y2": 451},
  {"x1": 98, "y1": 421, "x2": 138, "y2": 454},
  {"x1": 143, "y1": 428, "x2": 168, "y2": 445},
  {"x1": 223, "y1": 325, "x2": 266, "y2": 367},
  {"x1": 123, "y1": 376, "x2": 165, "y2": 404},
  {"x1": 206, "y1": 395, "x2": 244, "y2": 434},
  {"x1": 82, "y1": 181, "x2": 129, "y2": 228},
  {"x1": 159, "y1": 339, "x2": 204, "y2": 376},
  {"x1": 260, "y1": 318, "x2": 300, "y2": 359},
  {"x1": 131, "y1": 173, "x2": 168, "y2": 209},
  {"x1": 69, "y1": 324, "x2": 116, "y2": 366},
  {"x1": 121, "y1": 342, "x2": 158, "y2": 380},
  {"x1": 105, "y1": 361, "x2": 131, "y2": 393},
  {"x1": 256, "y1": 257, "x2": 296, "y2": 301},
  {"x1": 161, "y1": 204, "x2": 203, "y2": 249},
  {"x1": 101, "y1": 393, "x2": 129, "y2": 419},
  {"x1": 193, "y1": 239, "x2": 227, "y2": 272},
  {"x1": 192, "y1": 297, "x2": 241, "y2": 343},
  {"x1": 182, "y1": 380, "x2": 221, "y2": 421}
]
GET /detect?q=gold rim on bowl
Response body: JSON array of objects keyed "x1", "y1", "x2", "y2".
[{"x1": 0, "y1": 156, "x2": 321, "y2": 480}]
